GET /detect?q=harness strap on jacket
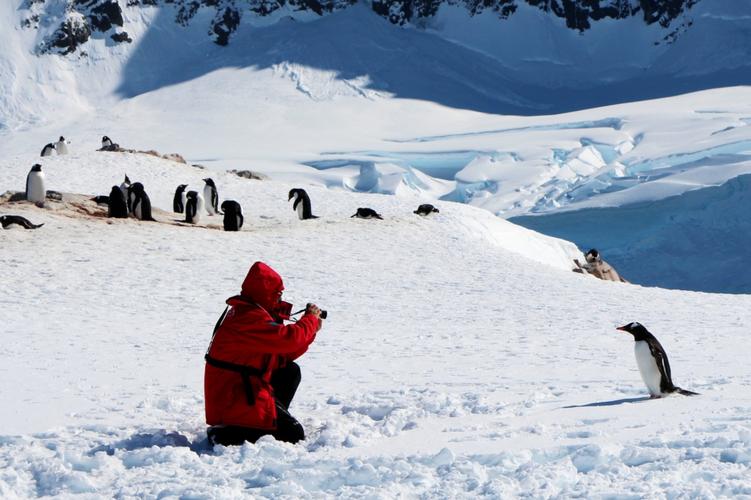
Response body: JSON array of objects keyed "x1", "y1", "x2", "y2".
[{"x1": 205, "y1": 354, "x2": 265, "y2": 406}]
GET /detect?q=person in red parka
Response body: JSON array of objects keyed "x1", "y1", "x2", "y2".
[{"x1": 204, "y1": 261, "x2": 323, "y2": 446}]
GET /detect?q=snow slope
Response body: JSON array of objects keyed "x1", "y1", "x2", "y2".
[{"x1": 1, "y1": 152, "x2": 750, "y2": 497}]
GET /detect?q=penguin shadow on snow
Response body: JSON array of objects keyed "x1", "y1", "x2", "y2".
[
  {"x1": 87, "y1": 429, "x2": 213, "y2": 456},
  {"x1": 563, "y1": 396, "x2": 651, "y2": 409}
]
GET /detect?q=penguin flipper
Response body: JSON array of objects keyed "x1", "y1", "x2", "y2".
[{"x1": 647, "y1": 338, "x2": 673, "y2": 393}]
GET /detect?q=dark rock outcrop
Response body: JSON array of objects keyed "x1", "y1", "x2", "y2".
[{"x1": 23, "y1": 0, "x2": 703, "y2": 53}]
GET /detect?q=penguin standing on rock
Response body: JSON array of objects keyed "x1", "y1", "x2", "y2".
[
  {"x1": 173, "y1": 184, "x2": 188, "y2": 213},
  {"x1": 128, "y1": 182, "x2": 155, "y2": 221},
  {"x1": 414, "y1": 204, "x2": 439, "y2": 216},
  {"x1": 185, "y1": 190, "x2": 204, "y2": 224},
  {"x1": 108, "y1": 185, "x2": 128, "y2": 218},
  {"x1": 288, "y1": 188, "x2": 318, "y2": 220},
  {"x1": 203, "y1": 178, "x2": 219, "y2": 215},
  {"x1": 221, "y1": 200, "x2": 244, "y2": 231},
  {"x1": 55, "y1": 136, "x2": 69, "y2": 155},
  {"x1": 616, "y1": 322, "x2": 699, "y2": 398},
  {"x1": 26, "y1": 164, "x2": 46, "y2": 205},
  {"x1": 40, "y1": 143, "x2": 56, "y2": 157},
  {"x1": 351, "y1": 208, "x2": 383, "y2": 220}
]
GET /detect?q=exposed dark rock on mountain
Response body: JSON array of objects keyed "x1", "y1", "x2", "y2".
[{"x1": 22, "y1": 0, "x2": 701, "y2": 53}]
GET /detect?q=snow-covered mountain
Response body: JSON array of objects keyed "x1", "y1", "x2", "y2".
[
  {"x1": 23, "y1": 0, "x2": 700, "y2": 52},
  {"x1": 1, "y1": 0, "x2": 750, "y2": 294}
]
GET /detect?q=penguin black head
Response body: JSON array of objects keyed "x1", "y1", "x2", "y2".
[
  {"x1": 187, "y1": 190, "x2": 198, "y2": 200},
  {"x1": 59, "y1": 136, "x2": 65, "y2": 142},
  {"x1": 103, "y1": 136, "x2": 110, "y2": 142},
  {"x1": 131, "y1": 182, "x2": 145, "y2": 194},
  {"x1": 585, "y1": 248, "x2": 600, "y2": 263},
  {"x1": 203, "y1": 178, "x2": 216, "y2": 187},
  {"x1": 177, "y1": 184, "x2": 188, "y2": 192},
  {"x1": 616, "y1": 322, "x2": 653, "y2": 341},
  {"x1": 123, "y1": 174, "x2": 131, "y2": 184},
  {"x1": 31, "y1": 164, "x2": 42, "y2": 172},
  {"x1": 288, "y1": 188, "x2": 299, "y2": 201},
  {"x1": 221, "y1": 200, "x2": 239, "y2": 212}
]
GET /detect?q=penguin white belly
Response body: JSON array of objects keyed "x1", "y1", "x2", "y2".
[
  {"x1": 181, "y1": 191, "x2": 187, "y2": 210},
  {"x1": 203, "y1": 186, "x2": 215, "y2": 215},
  {"x1": 634, "y1": 341, "x2": 663, "y2": 396},
  {"x1": 191, "y1": 195, "x2": 205, "y2": 223},
  {"x1": 133, "y1": 200, "x2": 143, "y2": 220},
  {"x1": 56, "y1": 141, "x2": 68, "y2": 155},
  {"x1": 296, "y1": 201, "x2": 305, "y2": 220},
  {"x1": 26, "y1": 173, "x2": 46, "y2": 204}
]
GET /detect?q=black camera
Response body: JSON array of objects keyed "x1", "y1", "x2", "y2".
[{"x1": 307, "y1": 303, "x2": 327, "y2": 320}]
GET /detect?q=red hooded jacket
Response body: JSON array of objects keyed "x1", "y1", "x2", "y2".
[{"x1": 204, "y1": 262, "x2": 320, "y2": 429}]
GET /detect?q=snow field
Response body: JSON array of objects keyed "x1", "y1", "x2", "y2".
[{"x1": 1, "y1": 152, "x2": 750, "y2": 497}]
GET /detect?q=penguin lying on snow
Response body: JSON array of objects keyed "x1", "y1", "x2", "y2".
[
  {"x1": 351, "y1": 208, "x2": 382, "y2": 220},
  {"x1": 221, "y1": 200, "x2": 243, "y2": 231},
  {"x1": 40, "y1": 143, "x2": 56, "y2": 157},
  {"x1": 414, "y1": 204, "x2": 439, "y2": 216},
  {"x1": 0, "y1": 215, "x2": 44, "y2": 229},
  {"x1": 288, "y1": 188, "x2": 318, "y2": 220},
  {"x1": 91, "y1": 195, "x2": 110, "y2": 205},
  {"x1": 617, "y1": 322, "x2": 699, "y2": 398}
]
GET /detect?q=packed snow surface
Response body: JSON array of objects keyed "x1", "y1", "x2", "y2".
[{"x1": 1, "y1": 153, "x2": 750, "y2": 497}]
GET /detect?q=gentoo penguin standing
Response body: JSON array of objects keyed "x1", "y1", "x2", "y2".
[
  {"x1": 102, "y1": 136, "x2": 113, "y2": 149},
  {"x1": 0, "y1": 215, "x2": 44, "y2": 229},
  {"x1": 617, "y1": 322, "x2": 699, "y2": 398},
  {"x1": 40, "y1": 143, "x2": 56, "y2": 157},
  {"x1": 220, "y1": 200, "x2": 244, "y2": 231},
  {"x1": 351, "y1": 207, "x2": 383, "y2": 220},
  {"x1": 288, "y1": 188, "x2": 318, "y2": 220},
  {"x1": 173, "y1": 184, "x2": 188, "y2": 213},
  {"x1": 119, "y1": 174, "x2": 131, "y2": 211},
  {"x1": 55, "y1": 136, "x2": 69, "y2": 155},
  {"x1": 127, "y1": 182, "x2": 155, "y2": 221},
  {"x1": 107, "y1": 185, "x2": 128, "y2": 218},
  {"x1": 203, "y1": 178, "x2": 219, "y2": 215},
  {"x1": 25, "y1": 164, "x2": 46, "y2": 205},
  {"x1": 185, "y1": 190, "x2": 204, "y2": 224},
  {"x1": 414, "y1": 204, "x2": 439, "y2": 216}
]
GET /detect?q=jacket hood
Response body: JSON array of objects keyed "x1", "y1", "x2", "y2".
[{"x1": 240, "y1": 262, "x2": 284, "y2": 310}]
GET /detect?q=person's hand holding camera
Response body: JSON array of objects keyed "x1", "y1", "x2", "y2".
[{"x1": 306, "y1": 303, "x2": 323, "y2": 332}]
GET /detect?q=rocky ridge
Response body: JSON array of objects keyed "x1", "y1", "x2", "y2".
[{"x1": 20, "y1": 0, "x2": 700, "y2": 54}]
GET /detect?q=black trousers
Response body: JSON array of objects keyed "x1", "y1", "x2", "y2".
[{"x1": 208, "y1": 362, "x2": 305, "y2": 446}]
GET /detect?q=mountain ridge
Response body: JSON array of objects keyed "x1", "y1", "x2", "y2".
[{"x1": 21, "y1": 0, "x2": 699, "y2": 52}]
